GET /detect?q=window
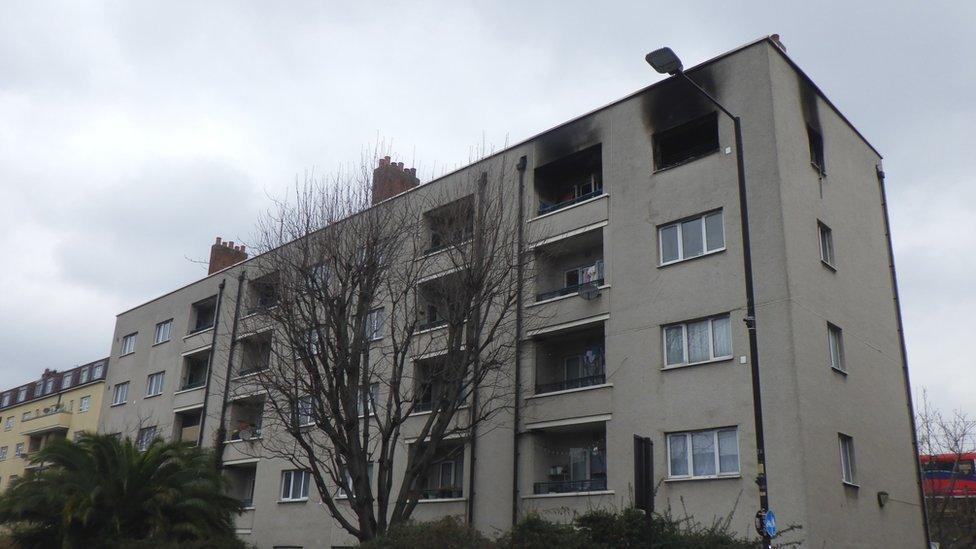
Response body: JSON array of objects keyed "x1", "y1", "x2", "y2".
[
  {"x1": 0, "y1": 446, "x2": 6, "y2": 460},
  {"x1": 358, "y1": 383, "x2": 380, "y2": 417},
  {"x1": 190, "y1": 296, "x2": 217, "y2": 333},
  {"x1": 663, "y1": 314, "x2": 732, "y2": 367},
  {"x1": 839, "y1": 434, "x2": 857, "y2": 485},
  {"x1": 4, "y1": 417, "x2": 12, "y2": 430},
  {"x1": 33, "y1": 383, "x2": 41, "y2": 398},
  {"x1": 828, "y1": 324, "x2": 845, "y2": 373},
  {"x1": 154, "y1": 319, "x2": 173, "y2": 344},
  {"x1": 79, "y1": 396, "x2": 91, "y2": 412},
  {"x1": 296, "y1": 395, "x2": 314, "y2": 427},
  {"x1": 564, "y1": 261, "x2": 605, "y2": 290},
  {"x1": 818, "y1": 222, "x2": 835, "y2": 267},
  {"x1": 367, "y1": 308, "x2": 385, "y2": 341},
  {"x1": 297, "y1": 327, "x2": 321, "y2": 358},
  {"x1": 653, "y1": 112, "x2": 719, "y2": 170},
  {"x1": 16, "y1": 387, "x2": 26, "y2": 402},
  {"x1": 659, "y1": 210, "x2": 724, "y2": 265},
  {"x1": 280, "y1": 470, "x2": 310, "y2": 501},
  {"x1": 121, "y1": 333, "x2": 137, "y2": 355},
  {"x1": 61, "y1": 373, "x2": 72, "y2": 390},
  {"x1": 668, "y1": 428, "x2": 739, "y2": 479},
  {"x1": 338, "y1": 463, "x2": 374, "y2": 498},
  {"x1": 14, "y1": 443, "x2": 23, "y2": 457},
  {"x1": 808, "y1": 125, "x2": 825, "y2": 175},
  {"x1": 21, "y1": 412, "x2": 30, "y2": 421},
  {"x1": 180, "y1": 352, "x2": 210, "y2": 390},
  {"x1": 112, "y1": 382, "x2": 129, "y2": 406},
  {"x1": 79, "y1": 367, "x2": 90, "y2": 384},
  {"x1": 136, "y1": 426, "x2": 157, "y2": 452},
  {"x1": 146, "y1": 372, "x2": 165, "y2": 397},
  {"x1": 44, "y1": 378, "x2": 55, "y2": 394},
  {"x1": 1, "y1": 393, "x2": 8, "y2": 407},
  {"x1": 534, "y1": 144, "x2": 604, "y2": 216},
  {"x1": 92, "y1": 362, "x2": 104, "y2": 379}
]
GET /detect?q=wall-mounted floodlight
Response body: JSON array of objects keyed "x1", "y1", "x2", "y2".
[{"x1": 645, "y1": 47, "x2": 683, "y2": 75}]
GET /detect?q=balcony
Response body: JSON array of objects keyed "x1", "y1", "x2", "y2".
[
  {"x1": 226, "y1": 395, "x2": 265, "y2": 442},
  {"x1": 412, "y1": 442, "x2": 465, "y2": 500},
  {"x1": 532, "y1": 326, "x2": 605, "y2": 397},
  {"x1": 533, "y1": 478, "x2": 607, "y2": 495},
  {"x1": 534, "y1": 144, "x2": 603, "y2": 217},
  {"x1": 532, "y1": 227, "x2": 605, "y2": 308},
  {"x1": 20, "y1": 406, "x2": 72, "y2": 436},
  {"x1": 424, "y1": 196, "x2": 474, "y2": 256},
  {"x1": 535, "y1": 373, "x2": 606, "y2": 395},
  {"x1": 528, "y1": 421, "x2": 607, "y2": 496}
]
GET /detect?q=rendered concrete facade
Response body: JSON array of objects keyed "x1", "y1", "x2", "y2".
[
  {"x1": 0, "y1": 359, "x2": 108, "y2": 488},
  {"x1": 97, "y1": 38, "x2": 926, "y2": 547}
]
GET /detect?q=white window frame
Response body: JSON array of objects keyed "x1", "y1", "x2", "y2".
[
  {"x1": 16, "y1": 387, "x2": 26, "y2": 402},
  {"x1": 0, "y1": 446, "x2": 6, "y2": 460},
  {"x1": 839, "y1": 433, "x2": 857, "y2": 485},
  {"x1": 79, "y1": 396, "x2": 91, "y2": 412},
  {"x1": 44, "y1": 378, "x2": 55, "y2": 394},
  {"x1": 337, "y1": 462, "x2": 374, "y2": 499},
  {"x1": 4, "y1": 417, "x2": 12, "y2": 430},
  {"x1": 154, "y1": 319, "x2": 173, "y2": 345},
  {"x1": 658, "y1": 210, "x2": 726, "y2": 266},
  {"x1": 828, "y1": 323, "x2": 845, "y2": 373},
  {"x1": 367, "y1": 308, "x2": 385, "y2": 341},
  {"x1": 357, "y1": 383, "x2": 379, "y2": 417},
  {"x1": 667, "y1": 427, "x2": 740, "y2": 480},
  {"x1": 61, "y1": 374, "x2": 72, "y2": 390},
  {"x1": 0, "y1": 393, "x2": 8, "y2": 407},
  {"x1": 112, "y1": 382, "x2": 129, "y2": 406},
  {"x1": 14, "y1": 443, "x2": 23, "y2": 457},
  {"x1": 818, "y1": 221, "x2": 835, "y2": 267},
  {"x1": 662, "y1": 314, "x2": 733, "y2": 368},
  {"x1": 280, "y1": 469, "x2": 310, "y2": 502},
  {"x1": 145, "y1": 372, "x2": 165, "y2": 397},
  {"x1": 296, "y1": 395, "x2": 314, "y2": 427},
  {"x1": 92, "y1": 362, "x2": 104, "y2": 379},
  {"x1": 79, "y1": 367, "x2": 90, "y2": 384},
  {"x1": 121, "y1": 333, "x2": 137, "y2": 356}
]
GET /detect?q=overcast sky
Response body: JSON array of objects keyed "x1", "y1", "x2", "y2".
[{"x1": 1, "y1": 2, "x2": 974, "y2": 415}]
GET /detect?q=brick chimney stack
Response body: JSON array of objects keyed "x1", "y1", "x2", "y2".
[
  {"x1": 371, "y1": 156, "x2": 420, "y2": 205},
  {"x1": 209, "y1": 237, "x2": 248, "y2": 275}
]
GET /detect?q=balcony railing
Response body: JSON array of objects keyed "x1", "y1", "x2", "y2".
[
  {"x1": 229, "y1": 426, "x2": 262, "y2": 441},
  {"x1": 413, "y1": 400, "x2": 434, "y2": 413},
  {"x1": 535, "y1": 373, "x2": 606, "y2": 395},
  {"x1": 417, "y1": 319, "x2": 448, "y2": 332},
  {"x1": 237, "y1": 364, "x2": 269, "y2": 378},
  {"x1": 533, "y1": 477, "x2": 607, "y2": 495},
  {"x1": 180, "y1": 377, "x2": 207, "y2": 391},
  {"x1": 538, "y1": 188, "x2": 603, "y2": 216},
  {"x1": 416, "y1": 486, "x2": 463, "y2": 500},
  {"x1": 536, "y1": 278, "x2": 604, "y2": 302}
]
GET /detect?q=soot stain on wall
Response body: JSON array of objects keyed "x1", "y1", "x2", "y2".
[
  {"x1": 640, "y1": 64, "x2": 723, "y2": 135},
  {"x1": 534, "y1": 117, "x2": 601, "y2": 168}
]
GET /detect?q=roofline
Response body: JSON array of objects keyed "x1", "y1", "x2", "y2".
[
  {"x1": 116, "y1": 35, "x2": 882, "y2": 316},
  {"x1": 0, "y1": 357, "x2": 110, "y2": 411}
]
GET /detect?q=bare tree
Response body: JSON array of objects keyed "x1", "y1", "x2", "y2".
[
  {"x1": 221, "y1": 152, "x2": 523, "y2": 541},
  {"x1": 916, "y1": 389, "x2": 976, "y2": 548}
]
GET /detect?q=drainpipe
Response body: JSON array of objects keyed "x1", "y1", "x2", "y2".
[
  {"x1": 512, "y1": 155, "x2": 527, "y2": 526},
  {"x1": 466, "y1": 172, "x2": 489, "y2": 526},
  {"x1": 216, "y1": 270, "x2": 247, "y2": 465},
  {"x1": 875, "y1": 166, "x2": 931, "y2": 546},
  {"x1": 196, "y1": 279, "x2": 226, "y2": 448}
]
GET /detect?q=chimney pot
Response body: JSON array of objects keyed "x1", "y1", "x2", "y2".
[
  {"x1": 371, "y1": 155, "x2": 420, "y2": 205},
  {"x1": 208, "y1": 236, "x2": 248, "y2": 274}
]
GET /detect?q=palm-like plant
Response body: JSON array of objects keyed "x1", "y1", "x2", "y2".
[{"x1": 0, "y1": 432, "x2": 244, "y2": 548}]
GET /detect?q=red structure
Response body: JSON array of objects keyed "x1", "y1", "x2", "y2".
[{"x1": 921, "y1": 452, "x2": 976, "y2": 497}]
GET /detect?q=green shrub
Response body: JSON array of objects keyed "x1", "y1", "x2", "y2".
[
  {"x1": 360, "y1": 516, "x2": 494, "y2": 549},
  {"x1": 498, "y1": 512, "x2": 592, "y2": 549}
]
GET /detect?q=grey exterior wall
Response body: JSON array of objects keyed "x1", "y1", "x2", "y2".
[{"x1": 97, "y1": 38, "x2": 925, "y2": 548}]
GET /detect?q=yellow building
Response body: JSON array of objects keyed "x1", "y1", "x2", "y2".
[{"x1": 0, "y1": 358, "x2": 108, "y2": 488}]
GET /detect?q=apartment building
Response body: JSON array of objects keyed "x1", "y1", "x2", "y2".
[
  {"x1": 0, "y1": 358, "x2": 109, "y2": 487},
  {"x1": 97, "y1": 37, "x2": 926, "y2": 547}
]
